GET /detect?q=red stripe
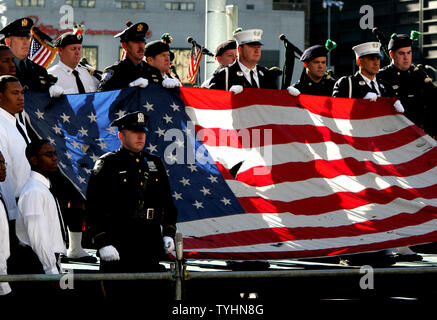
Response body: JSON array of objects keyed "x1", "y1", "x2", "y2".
[
  {"x1": 180, "y1": 87, "x2": 398, "y2": 119},
  {"x1": 238, "y1": 184, "x2": 437, "y2": 215},
  {"x1": 196, "y1": 124, "x2": 424, "y2": 151},
  {"x1": 184, "y1": 229, "x2": 437, "y2": 260},
  {"x1": 223, "y1": 146, "x2": 437, "y2": 187},
  {"x1": 183, "y1": 206, "x2": 437, "y2": 250},
  {"x1": 37, "y1": 50, "x2": 50, "y2": 66},
  {"x1": 34, "y1": 48, "x2": 49, "y2": 65}
]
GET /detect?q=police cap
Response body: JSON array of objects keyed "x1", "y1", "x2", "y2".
[
  {"x1": 300, "y1": 45, "x2": 328, "y2": 62},
  {"x1": 215, "y1": 40, "x2": 237, "y2": 57},
  {"x1": 114, "y1": 21, "x2": 148, "y2": 43},
  {"x1": 0, "y1": 17, "x2": 33, "y2": 38},
  {"x1": 54, "y1": 31, "x2": 83, "y2": 47},
  {"x1": 352, "y1": 42, "x2": 382, "y2": 59},
  {"x1": 110, "y1": 111, "x2": 149, "y2": 132},
  {"x1": 145, "y1": 40, "x2": 169, "y2": 57},
  {"x1": 388, "y1": 34, "x2": 412, "y2": 51},
  {"x1": 233, "y1": 29, "x2": 263, "y2": 46}
]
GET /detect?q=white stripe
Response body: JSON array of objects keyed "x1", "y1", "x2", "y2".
[
  {"x1": 227, "y1": 169, "x2": 437, "y2": 202},
  {"x1": 185, "y1": 104, "x2": 412, "y2": 137},
  {"x1": 206, "y1": 137, "x2": 433, "y2": 170},
  {"x1": 183, "y1": 219, "x2": 437, "y2": 253},
  {"x1": 178, "y1": 198, "x2": 436, "y2": 237}
]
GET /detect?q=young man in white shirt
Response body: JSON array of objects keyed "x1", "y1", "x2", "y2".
[
  {"x1": 0, "y1": 151, "x2": 12, "y2": 297},
  {"x1": 16, "y1": 139, "x2": 66, "y2": 276}
]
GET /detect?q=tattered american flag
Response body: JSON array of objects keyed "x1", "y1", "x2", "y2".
[
  {"x1": 28, "y1": 26, "x2": 58, "y2": 69},
  {"x1": 24, "y1": 87, "x2": 437, "y2": 260}
]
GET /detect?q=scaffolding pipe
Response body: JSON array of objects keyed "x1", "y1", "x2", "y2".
[{"x1": 2, "y1": 266, "x2": 437, "y2": 283}]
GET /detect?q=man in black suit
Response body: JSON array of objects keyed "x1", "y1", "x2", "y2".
[
  {"x1": 333, "y1": 42, "x2": 392, "y2": 99},
  {"x1": 208, "y1": 29, "x2": 277, "y2": 92},
  {"x1": 287, "y1": 44, "x2": 337, "y2": 97}
]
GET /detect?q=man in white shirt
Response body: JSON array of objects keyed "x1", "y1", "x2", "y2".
[
  {"x1": 48, "y1": 31, "x2": 98, "y2": 94},
  {"x1": 47, "y1": 31, "x2": 98, "y2": 263},
  {"x1": 0, "y1": 151, "x2": 12, "y2": 297},
  {"x1": 0, "y1": 75, "x2": 30, "y2": 221},
  {"x1": 16, "y1": 139, "x2": 66, "y2": 275}
]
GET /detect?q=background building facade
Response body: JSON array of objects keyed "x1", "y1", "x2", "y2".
[{"x1": 3, "y1": 0, "x2": 305, "y2": 85}]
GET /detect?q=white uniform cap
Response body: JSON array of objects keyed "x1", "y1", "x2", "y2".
[
  {"x1": 233, "y1": 29, "x2": 263, "y2": 46},
  {"x1": 352, "y1": 42, "x2": 382, "y2": 58}
]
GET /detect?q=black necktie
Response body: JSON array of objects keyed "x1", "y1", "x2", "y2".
[
  {"x1": 0, "y1": 194, "x2": 9, "y2": 221},
  {"x1": 370, "y1": 80, "x2": 378, "y2": 95},
  {"x1": 250, "y1": 70, "x2": 258, "y2": 88},
  {"x1": 16, "y1": 121, "x2": 30, "y2": 145},
  {"x1": 49, "y1": 186, "x2": 67, "y2": 244},
  {"x1": 72, "y1": 69, "x2": 86, "y2": 94},
  {"x1": 19, "y1": 59, "x2": 26, "y2": 73}
]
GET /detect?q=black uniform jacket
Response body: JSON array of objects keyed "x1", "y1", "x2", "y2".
[
  {"x1": 15, "y1": 59, "x2": 55, "y2": 90},
  {"x1": 378, "y1": 63, "x2": 437, "y2": 135},
  {"x1": 332, "y1": 72, "x2": 394, "y2": 99},
  {"x1": 293, "y1": 72, "x2": 336, "y2": 97},
  {"x1": 209, "y1": 60, "x2": 278, "y2": 90},
  {"x1": 98, "y1": 57, "x2": 163, "y2": 91},
  {"x1": 86, "y1": 148, "x2": 177, "y2": 259}
]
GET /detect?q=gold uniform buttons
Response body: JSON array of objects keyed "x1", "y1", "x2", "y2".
[
  {"x1": 136, "y1": 158, "x2": 140, "y2": 163},
  {"x1": 123, "y1": 179, "x2": 127, "y2": 182}
]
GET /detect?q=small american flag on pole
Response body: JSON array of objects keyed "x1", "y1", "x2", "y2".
[
  {"x1": 187, "y1": 44, "x2": 203, "y2": 84},
  {"x1": 28, "y1": 26, "x2": 58, "y2": 69}
]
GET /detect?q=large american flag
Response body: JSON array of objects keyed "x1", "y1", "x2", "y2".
[
  {"x1": 24, "y1": 87, "x2": 437, "y2": 260},
  {"x1": 28, "y1": 26, "x2": 58, "y2": 69}
]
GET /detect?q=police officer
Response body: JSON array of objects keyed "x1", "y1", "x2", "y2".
[
  {"x1": 48, "y1": 30, "x2": 98, "y2": 94},
  {"x1": 332, "y1": 41, "x2": 405, "y2": 113},
  {"x1": 86, "y1": 111, "x2": 177, "y2": 302},
  {"x1": 208, "y1": 29, "x2": 277, "y2": 92},
  {"x1": 201, "y1": 39, "x2": 237, "y2": 88},
  {"x1": 0, "y1": 18, "x2": 58, "y2": 93},
  {"x1": 287, "y1": 44, "x2": 336, "y2": 97},
  {"x1": 144, "y1": 40, "x2": 181, "y2": 88},
  {"x1": 378, "y1": 34, "x2": 436, "y2": 137},
  {"x1": 98, "y1": 21, "x2": 162, "y2": 91}
]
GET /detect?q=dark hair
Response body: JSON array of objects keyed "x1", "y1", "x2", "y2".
[
  {"x1": 0, "y1": 75, "x2": 20, "y2": 93},
  {"x1": 25, "y1": 139, "x2": 50, "y2": 161}
]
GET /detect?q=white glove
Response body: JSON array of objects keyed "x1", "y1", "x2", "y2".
[
  {"x1": 363, "y1": 92, "x2": 378, "y2": 102},
  {"x1": 162, "y1": 78, "x2": 182, "y2": 89},
  {"x1": 163, "y1": 236, "x2": 175, "y2": 255},
  {"x1": 393, "y1": 100, "x2": 405, "y2": 113},
  {"x1": 229, "y1": 85, "x2": 243, "y2": 94},
  {"x1": 129, "y1": 77, "x2": 149, "y2": 88},
  {"x1": 99, "y1": 245, "x2": 120, "y2": 262},
  {"x1": 287, "y1": 86, "x2": 301, "y2": 96},
  {"x1": 49, "y1": 84, "x2": 65, "y2": 98}
]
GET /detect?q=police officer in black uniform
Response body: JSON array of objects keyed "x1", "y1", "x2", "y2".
[
  {"x1": 0, "y1": 17, "x2": 56, "y2": 91},
  {"x1": 209, "y1": 29, "x2": 277, "y2": 91},
  {"x1": 378, "y1": 34, "x2": 436, "y2": 137},
  {"x1": 86, "y1": 111, "x2": 177, "y2": 303},
  {"x1": 98, "y1": 21, "x2": 163, "y2": 91},
  {"x1": 287, "y1": 44, "x2": 336, "y2": 97}
]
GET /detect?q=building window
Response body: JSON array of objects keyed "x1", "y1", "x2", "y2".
[
  {"x1": 16, "y1": 0, "x2": 45, "y2": 7},
  {"x1": 65, "y1": 0, "x2": 95, "y2": 8},
  {"x1": 82, "y1": 46, "x2": 98, "y2": 70},
  {"x1": 246, "y1": 4, "x2": 255, "y2": 10},
  {"x1": 115, "y1": 1, "x2": 145, "y2": 9},
  {"x1": 272, "y1": 0, "x2": 305, "y2": 11},
  {"x1": 165, "y1": 2, "x2": 195, "y2": 11}
]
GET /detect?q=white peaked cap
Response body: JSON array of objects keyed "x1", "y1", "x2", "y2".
[
  {"x1": 352, "y1": 41, "x2": 382, "y2": 58},
  {"x1": 233, "y1": 29, "x2": 263, "y2": 46}
]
